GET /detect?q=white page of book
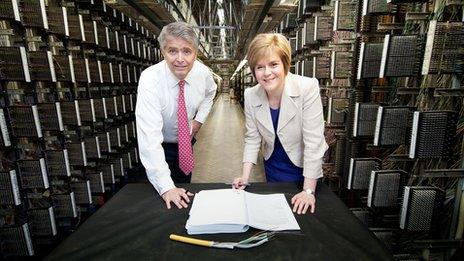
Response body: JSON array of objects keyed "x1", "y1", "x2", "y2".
[
  {"x1": 187, "y1": 189, "x2": 247, "y2": 226},
  {"x1": 245, "y1": 192, "x2": 300, "y2": 231}
]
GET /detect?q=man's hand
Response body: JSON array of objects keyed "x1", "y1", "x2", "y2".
[
  {"x1": 191, "y1": 120, "x2": 202, "y2": 137},
  {"x1": 291, "y1": 191, "x2": 316, "y2": 214},
  {"x1": 161, "y1": 188, "x2": 194, "y2": 209}
]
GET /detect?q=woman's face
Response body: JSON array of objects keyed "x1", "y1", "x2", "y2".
[{"x1": 254, "y1": 52, "x2": 286, "y2": 94}]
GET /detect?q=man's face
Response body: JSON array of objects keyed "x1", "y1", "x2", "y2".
[{"x1": 162, "y1": 36, "x2": 197, "y2": 80}]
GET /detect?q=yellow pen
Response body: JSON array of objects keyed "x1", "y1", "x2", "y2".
[{"x1": 169, "y1": 234, "x2": 214, "y2": 248}]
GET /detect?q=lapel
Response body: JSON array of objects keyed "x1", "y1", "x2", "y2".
[
  {"x1": 277, "y1": 74, "x2": 300, "y2": 132},
  {"x1": 253, "y1": 86, "x2": 274, "y2": 135}
]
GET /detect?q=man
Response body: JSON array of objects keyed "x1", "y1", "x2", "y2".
[{"x1": 136, "y1": 22, "x2": 217, "y2": 209}]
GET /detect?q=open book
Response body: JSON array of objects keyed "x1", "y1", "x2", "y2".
[{"x1": 185, "y1": 189, "x2": 300, "y2": 235}]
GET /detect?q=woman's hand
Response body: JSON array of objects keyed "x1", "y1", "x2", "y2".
[
  {"x1": 291, "y1": 191, "x2": 316, "y2": 214},
  {"x1": 232, "y1": 176, "x2": 249, "y2": 190}
]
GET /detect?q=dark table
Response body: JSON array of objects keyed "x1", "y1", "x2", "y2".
[{"x1": 46, "y1": 183, "x2": 393, "y2": 260}]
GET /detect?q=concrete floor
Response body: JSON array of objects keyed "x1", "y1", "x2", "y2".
[{"x1": 192, "y1": 93, "x2": 265, "y2": 184}]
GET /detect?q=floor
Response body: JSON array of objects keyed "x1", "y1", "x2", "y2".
[{"x1": 192, "y1": 93, "x2": 265, "y2": 184}]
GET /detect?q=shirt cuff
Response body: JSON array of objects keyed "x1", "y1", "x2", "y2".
[
  {"x1": 147, "y1": 170, "x2": 176, "y2": 195},
  {"x1": 194, "y1": 112, "x2": 207, "y2": 124}
]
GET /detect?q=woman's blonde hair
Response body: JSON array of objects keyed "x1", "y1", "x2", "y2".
[{"x1": 247, "y1": 33, "x2": 291, "y2": 77}]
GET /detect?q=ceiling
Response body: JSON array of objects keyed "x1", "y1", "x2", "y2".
[{"x1": 105, "y1": 0, "x2": 297, "y2": 78}]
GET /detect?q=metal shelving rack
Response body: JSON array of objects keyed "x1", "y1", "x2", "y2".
[
  {"x1": 0, "y1": 0, "x2": 161, "y2": 258},
  {"x1": 276, "y1": 0, "x2": 464, "y2": 259}
]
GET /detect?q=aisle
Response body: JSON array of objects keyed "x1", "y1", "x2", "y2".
[{"x1": 192, "y1": 93, "x2": 265, "y2": 183}]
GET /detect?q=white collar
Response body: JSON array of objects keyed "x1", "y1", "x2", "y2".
[{"x1": 164, "y1": 61, "x2": 195, "y2": 88}]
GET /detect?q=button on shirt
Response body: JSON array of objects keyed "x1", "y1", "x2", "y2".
[{"x1": 136, "y1": 60, "x2": 217, "y2": 195}]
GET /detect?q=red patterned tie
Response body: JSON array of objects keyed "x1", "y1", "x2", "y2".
[{"x1": 177, "y1": 80, "x2": 194, "y2": 175}]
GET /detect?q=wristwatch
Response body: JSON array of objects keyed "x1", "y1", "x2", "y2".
[{"x1": 305, "y1": 188, "x2": 315, "y2": 196}]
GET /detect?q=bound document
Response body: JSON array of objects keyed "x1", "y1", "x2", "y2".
[{"x1": 186, "y1": 189, "x2": 300, "y2": 235}]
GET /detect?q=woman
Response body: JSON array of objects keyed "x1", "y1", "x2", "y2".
[{"x1": 232, "y1": 33, "x2": 328, "y2": 214}]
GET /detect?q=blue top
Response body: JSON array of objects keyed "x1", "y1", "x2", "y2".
[{"x1": 264, "y1": 108, "x2": 304, "y2": 182}]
